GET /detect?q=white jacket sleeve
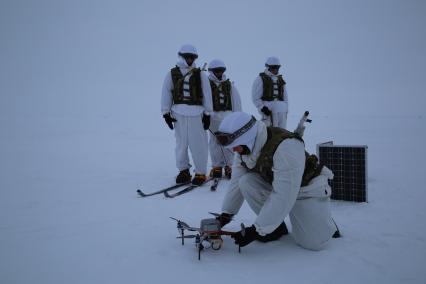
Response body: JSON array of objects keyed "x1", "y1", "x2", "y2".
[
  {"x1": 283, "y1": 84, "x2": 289, "y2": 103},
  {"x1": 254, "y1": 139, "x2": 306, "y2": 235},
  {"x1": 231, "y1": 83, "x2": 242, "y2": 111},
  {"x1": 283, "y1": 84, "x2": 289, "y2": 113},
  {"x1": 221, "y1": 155, "x2": 247, "y2": 215},
  {"x1": 161, "y1": 72, "x2": 173, "y2": 115},
  {"x1": 201, "y1": 72, "x2": 213, "y2": 115},
  {"x1": 251, "y1": 76, "x2": 264, "y2": 110}
]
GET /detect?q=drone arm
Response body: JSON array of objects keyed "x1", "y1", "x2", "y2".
[{"x1": 219, "y1": 230, "x2": 238, "y2": 236}]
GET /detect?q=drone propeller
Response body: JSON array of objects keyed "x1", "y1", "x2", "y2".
[
  {"x1": 170, "y1": 217, "x2": 200, "y2": 232},
  {"x1": 171, "y1": 218, "x2": 196, "y2": 231},
  {"x1": 170, "y1": 217, "x2": 190, "y2": 228}
]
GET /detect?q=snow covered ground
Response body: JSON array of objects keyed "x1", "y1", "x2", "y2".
[
  {"x1": 1, "y1": 0, "x2": 426, "y2": 283},
  {"x1": 2, "y1": 113, "x2": 426, "y2": 284}
]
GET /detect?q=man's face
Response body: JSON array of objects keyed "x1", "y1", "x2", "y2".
[
  {"x1": 232, "y1": 145, "x2": 251, "y2": 155},
  {"x1": 268, "y1": 65, "x2": 280, "y2": 75},
  {"x1": 181, "y1": 53, "x2": 197, "y2": 66},
  {"x1": 212, "y1": 68, "x2": 225, "y2": 80}
]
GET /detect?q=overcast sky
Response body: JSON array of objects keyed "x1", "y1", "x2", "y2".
[{"x1": 1, "y1": 0, "x2": 425, "y2": 123}]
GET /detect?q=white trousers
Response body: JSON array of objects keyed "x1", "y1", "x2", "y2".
[
  {"x1": 238, "y1": 172, "x2": 299, "y2": 233},
  {"x1": 172, "y1": 112, "x2": 208, "y2": 175},
  {"x1": 209, "y1": 112, "x2": 234, "y2": 167},
  {"x1": 261, "y1": 111, "x2": 288, "y2": 129},
  {"x1": 238, "y1": 171, "x2": 336, "y2": 250},
  {"x1": 289, "y1": 196, "x2": 336, "y2": 251}
]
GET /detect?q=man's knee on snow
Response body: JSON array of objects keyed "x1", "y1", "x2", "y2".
[{"x1": 293, "y1": 235, "x2": 330, "y2": 251}]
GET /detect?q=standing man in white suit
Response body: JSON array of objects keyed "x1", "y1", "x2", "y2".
[
  {"x1": 252, "y1": 56, "x2": 289, "y2": 129},
  {"x1": 207, "y1": 59, "x2": 242, "y2": 179},
  {"x1": 161, "y1": 44, "x2": 213, "y2": 185}
]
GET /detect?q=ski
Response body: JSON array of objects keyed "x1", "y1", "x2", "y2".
[
  {"x1": 210, "y1": 178, "x2": 220, "y2": 191},
  {"x1": 136, "y1": 182, "x2": 191, "y2": 198},
  {"x1": 164, "y1": 178, "x2": 213, "y2": 198}
]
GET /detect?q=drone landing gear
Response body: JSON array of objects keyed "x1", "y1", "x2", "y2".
[
  {"x1": 238, "y1": 222, "x2": 246, "y2": 253},
  {"x1": 198, "y1": 243, "x2": 204, "y2": 260}
]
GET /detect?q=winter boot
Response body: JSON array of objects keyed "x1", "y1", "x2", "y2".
[
  {"x1": 210, "y1": 167, "x2": 222, "y2": 178},
  {"x1": 192, "y1": 174, "x2": 207, "y2": 186},
  {"x1": 176, "y1": 169, "x2": 191, "y2": 184},
  {"x1": 332, "y1": 219, "x2": 341, "y2": 238},
  {"x1": 332, "y1": 229, "x2": 341, "y2": 238},
  {"x1": 224, "y1": 166, "x2": 232, "y2": 179},
  {"x1": 257, "y1": 222, "x2": 288, "y2": 243}
]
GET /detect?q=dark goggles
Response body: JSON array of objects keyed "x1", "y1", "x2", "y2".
[
  {"x1": 214, "y1": 116, "x2": 257, "y2": 146},
  {"x1": 179, "y1": 53, "x2": 198, "y2": 60},
  {"x1": 209, "y1": 67, "x2": 226, "y2": 73},
  {"x1": 267, "y1": 65, "x2": 281, "y2": 70}
]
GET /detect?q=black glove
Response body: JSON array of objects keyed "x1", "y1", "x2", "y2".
[
  {"x1": 163, "y1": 113, "x2": 177, "y2": 130},
  {"x1": 261, "y1": 106, "x2": 272, "y2": 116},
  {"x1": 215, "y1": 213, "x2": 233, "y2": 228},
  {"x1": 232, "y1": 225, "x2": 259, "y2": 247},
  {"x1": 202, "y1": 114, "x2": 210, "y2": 130}
]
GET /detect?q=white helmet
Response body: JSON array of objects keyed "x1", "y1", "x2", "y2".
[
  {"x1": 265, "y1": 56, "x2": 281, "y2": 67},
  {"x1": 208, "y1": 59, "x2": 226, "y2": 71},
  {"x1": 217, "y1": 112, "x2": 258, "y2": 149},
  {"x1": 178, "y1": 44, "x2": 198, "y2": 58}
]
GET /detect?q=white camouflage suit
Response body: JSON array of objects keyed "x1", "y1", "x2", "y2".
[
  {"x1": 252, "y1": 69, "x2": 289, "y2": 129},
  {"x1": 161, "y1": 58, "x2": 213, "y2": 175},
  {"x1": 208, "y1": 72, "x2": 242, "y2": 168},
  {"x1": 221, "y1": 121, "x2": 338, "y2": 250}
]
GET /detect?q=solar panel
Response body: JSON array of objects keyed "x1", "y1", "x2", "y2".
[{"x1": 316, "y1": 142, "x2": 368, "y2": 202}]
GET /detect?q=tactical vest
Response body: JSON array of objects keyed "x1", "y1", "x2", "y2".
[
  {"x1": 250, "y1": 127, "x2": 323, "y2": 186},
  {"x1": 259, "y1": 72, "x2": 286, "y2": 101},
  {"x1": 210, "y1": 79, "x2": 232, "y2": 111},
  {"x1": 170, "y1": 66, "x2": 203, "y2": 105}
]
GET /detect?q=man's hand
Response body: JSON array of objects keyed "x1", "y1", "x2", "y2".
[
  {"x1": 261, "y1": 106, "x2": 272, "y2": 116},
  {"x1": 232, "y1": 225, "x2": 259, "y2": 247},
  {"x1": 163, "y1": 113, "x2": 177, "y2": 130},
  {"x1": 202, "y1": 114, "x2": 211, "y2": 130}
]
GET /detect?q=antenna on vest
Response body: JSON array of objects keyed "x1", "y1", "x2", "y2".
[
  {"x1": 294, "y1": 111, "x2": 311, "y2": 137},
  {"x1": 303, "y1": 111, "x2": 312, "y2": 123},
  {"x1": 201, "y1": 62, "x2": 207, "y2": 71}
]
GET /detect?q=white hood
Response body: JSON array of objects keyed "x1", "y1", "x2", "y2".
[
  {"x1": 218, "y1": 112, "x2": 259, "y2": 150},
  {"x1": 265, "y1": 56, "x2": 281, "y2": 66},
  {"x1": 178, "y1": 44, "x2": 198, "y2": 56},
  {"x1": 239, "y1": 121, "x2": 268, "y2": 169}
]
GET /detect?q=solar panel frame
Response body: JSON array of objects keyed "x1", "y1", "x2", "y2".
[{"x1": 316, "y1": 142, "x2": 368, "y2": 202}]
